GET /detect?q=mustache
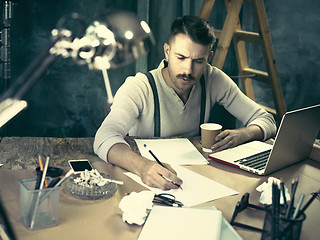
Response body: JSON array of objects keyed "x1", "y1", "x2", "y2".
[{"x1": 177, "y1": 74, "x2": 195, "y2": 81}]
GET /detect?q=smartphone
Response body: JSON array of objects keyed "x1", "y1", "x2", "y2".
[{"x1": 68, "y1": 159, "x2": 93, "y2": 173}]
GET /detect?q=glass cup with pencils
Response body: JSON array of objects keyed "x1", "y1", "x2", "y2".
[
  {"x1": 261, "y1": 179, "x2": 319, "y2": 240},
  {"x1": 19, "y1": 177, "x2": 60, "y2": 230},
  {"x1": 18, "y1": 155, "x2": 66, "y2": 230}
]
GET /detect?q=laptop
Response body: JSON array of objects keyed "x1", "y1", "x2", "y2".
[{"x1": 209, "y1": 104, "x2": 320, "y2": 175}]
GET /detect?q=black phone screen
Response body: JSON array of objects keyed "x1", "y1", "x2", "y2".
[{"x1": 69, "y1": 160, "x2": 93, "y2": 172}]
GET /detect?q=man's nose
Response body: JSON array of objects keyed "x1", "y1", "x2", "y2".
[{"x1": 183, "y1": 60, "x2": 193, "y2": 75}]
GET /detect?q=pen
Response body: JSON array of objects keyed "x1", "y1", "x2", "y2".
[
  {"x1": 160, "y1": 174, "x2": 182, "y2": 189},
  {"x1": 39, "y1": 169, "x2": 74, "y2": 204},
  {"x1": 143, "y1": 144, "x2": 182, "y2": 189},
  {"x1": 280, "y1": 193, "x2": 307, "y2": 239},
  {"x1": 144, "y1": 144, "x2": 165, "y2": 168},
  {"x1": 34, "y1": 171, "x2": 42, "y2": 190},
  {"x1": 54, "y1": 169, "x2": 74, "y2": 187},
  {"x1": 39, "y1": 156, "x2": 50, "y2": 189},
  {"x1": 30, "y1": 156, "x2": 50, "y2": 229},
  {"x1": 292, "y1": 193, "x2": 304, "y2": 219},
  {"x1": 38, "y1": 155, "x2": 49, "y2": 188},
  {"x1": 297, "y1": 191, "x2": 319, "y2": 218},
  {"x1": 280, "y1": 178, "x2": 288, "y2": 208},
  {"x1": 285, "y1": 178, "x2": 298, "y2": 219},
  {"x1": 272, "y1": 182, "x2": 280, "y2": 239},
  {"x1": 291, "y1": 177, "x2": 299, "y2": 204},
  {"x1": 47, "y1": 177, "x2": 61, "y2": 188}
]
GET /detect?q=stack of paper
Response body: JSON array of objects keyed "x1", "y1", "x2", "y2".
[
  {"x1": 138, "y1": 206, "x2": 222, "y2": 240},
  {"x1": 138, "y1": 206, "x2": 243, "y2": 240}
]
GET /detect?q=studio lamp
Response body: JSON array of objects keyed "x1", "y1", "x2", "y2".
[{"x1": 0, "y1": 11, "x2": 155, "y2": 128}]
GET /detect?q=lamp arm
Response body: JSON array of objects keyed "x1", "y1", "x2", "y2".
[
  {"x1": 0, "y1": 39, "x2": 59, "y2": 102},
  {"x1": 0, "y1": 31, "x2": 70, "y2": 128}
]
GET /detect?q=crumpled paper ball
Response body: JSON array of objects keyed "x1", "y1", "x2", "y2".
[
  {"x1": 256, "y1": 177, "x2": 291, "y2": 205},
  {"x1": 118, "y1": 191, "x2": 154, "y2": 225}
]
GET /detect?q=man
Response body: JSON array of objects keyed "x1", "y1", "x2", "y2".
[{"x1": 94, "y1": 15, "x2": 276, "y2": 190}]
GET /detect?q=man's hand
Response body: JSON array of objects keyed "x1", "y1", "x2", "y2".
[
  {"x1": 140, "y1": 160, "x2": 183, "y2": 190},
  {"x1": 107, "y1": 143, "x2": 183, "y2": 190},
  {"x1": 211, "y1": 125, "x2": 264, "y2": 152}
]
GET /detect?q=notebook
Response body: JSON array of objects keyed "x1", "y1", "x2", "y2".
[{"x1": 209, "y1": 104, "x2": 320, "y2": 175}]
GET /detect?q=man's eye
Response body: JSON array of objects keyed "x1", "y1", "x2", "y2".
[{"x1": 195, "y1": 60, "x2": 204, "y2": 64}]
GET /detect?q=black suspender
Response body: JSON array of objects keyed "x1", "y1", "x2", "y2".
[
  {"x1": 199, "y1": 75, "x2": 206, "y2": 135},
  {"x1": 145, "y1": 72, "x2": 161, "y2": 137},
  {"x1": 145, "y1": 72, "x2": 206, "y2": 137}
]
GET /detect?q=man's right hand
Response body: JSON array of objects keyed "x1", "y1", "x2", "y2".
[
  {"x1": 139, "y1": 160, "x2": 183, "y2": 190},
  {"x1": 107, "y1": 143, "x2": 183, "y2": 190}
]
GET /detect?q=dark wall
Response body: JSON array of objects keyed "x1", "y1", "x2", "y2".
[
  {"x1": 242, "y1": 0, "x2": 320, "y2": 111},
  {"x1": 1, "y1": 0, "x2": 319, "y2": 138},
  {"x1": 3, "y1": 0, "x2": 138, "y2": 137}
]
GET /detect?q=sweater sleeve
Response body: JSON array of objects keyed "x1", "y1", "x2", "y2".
[
  {"x1": 207, "y1": 67, "x2": 277, "y2": 140},
  {"x1": 93, "y1": 73, "x2": 151, "y2": 162}
]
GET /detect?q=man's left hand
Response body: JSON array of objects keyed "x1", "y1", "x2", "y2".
[{"x1": 211, "y1": 125, "x2": 264, "y2": 152}]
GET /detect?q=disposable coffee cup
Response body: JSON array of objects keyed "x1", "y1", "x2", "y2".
[{"x1": 200, "y1": 123, "x2": 222, "y2": 153}]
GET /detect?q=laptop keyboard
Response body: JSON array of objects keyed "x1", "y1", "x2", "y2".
[{"x1": 234, "y1": 149, "x2": 272, "y2": 170}]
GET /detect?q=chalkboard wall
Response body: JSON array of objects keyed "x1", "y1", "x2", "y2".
[{"x1": 1, "y1": 0, "x2": 319, "y2": 138}]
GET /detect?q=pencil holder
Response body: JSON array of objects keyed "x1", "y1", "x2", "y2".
[
  {"x1": 19, "y1": 178, "x2": 60, "y2": 230},
  {"x1": 261, "y1": 206, "x2": 306, "y2": 240}
]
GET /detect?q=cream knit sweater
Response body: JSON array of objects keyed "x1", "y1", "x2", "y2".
[{"x1": 94, "y1": 60, "x2": 276, "y2": 162}]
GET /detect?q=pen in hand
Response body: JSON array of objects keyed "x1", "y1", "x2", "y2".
[
  {"x1": 144, "y1": 144, "x2": 165, "y2": 167},
  {"x1": 143, "y1": 144, "x2": 183, "y2": 189}
]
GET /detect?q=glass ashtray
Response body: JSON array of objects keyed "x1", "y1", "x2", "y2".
[{"x1": 66, "y1": 173, "x2": 118, "y2": 200}]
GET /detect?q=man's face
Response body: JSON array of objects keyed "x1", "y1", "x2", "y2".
[{"x1": 164, "y1": 33, "x2": 212, "y2": 96}]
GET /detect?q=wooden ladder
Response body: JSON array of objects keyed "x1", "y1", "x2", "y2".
[{"x1": 199, "y1": 0, "x2": 286, "y2": 121}]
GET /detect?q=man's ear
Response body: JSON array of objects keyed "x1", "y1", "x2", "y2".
[
  {"x1": 207, "y1": 50, "x2": 214, "y2": 63},
  {"x1": 164, "y1": 43, "x2": 170, "y2": 59}
]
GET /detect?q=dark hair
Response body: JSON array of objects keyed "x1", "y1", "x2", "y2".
[{"x1": 168, "y1": 15, "x2": 216, "y2": 47}]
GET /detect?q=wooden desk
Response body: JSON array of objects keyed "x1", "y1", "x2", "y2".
[{"x1": 0, "y1": 137, "x2": 319, "y2": 240}]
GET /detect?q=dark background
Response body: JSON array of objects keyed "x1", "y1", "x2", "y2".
[{"x1": 1, "y1": 0, "x2": 319, "y2": 138}]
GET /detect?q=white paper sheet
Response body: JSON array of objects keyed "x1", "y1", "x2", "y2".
[
  {"x1": 135, "y1": 138, "x2": 208, "y2": 165},
  {"x1": 138, "y1": 206, "x2": 222, "y2": 240},
  {"x1": 124, "y1": 165, "x2": 238, "y2": 207}
]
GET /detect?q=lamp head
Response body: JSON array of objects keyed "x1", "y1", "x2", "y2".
[{"x1": 72, "y1": 11, "x2": 155, "y2": 70}]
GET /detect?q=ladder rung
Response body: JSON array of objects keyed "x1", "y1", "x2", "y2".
[
  {"x1": 242, "y1": 68, "x2": 269, "y2": 83},
  {"x1": 213, "y1": 29, "x2": 222, "y2": 39},
  {"x1": 233, "y1": 30, "x2": 261, "y2": 44},
  {"x1": 214, "y1": 29, "x2": 261, "y2": 44},
  {"x1": 258, "y1": 104, "x2": 277, "y2": 116}
]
